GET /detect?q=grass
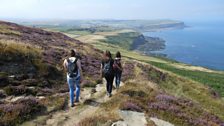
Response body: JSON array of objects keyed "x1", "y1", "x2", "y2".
[
  {"x1": 82, "y1": 79, "x2": 99, "y2": 88},
  {"x1": 39, "y1": 95, "x2": 68, "y2": 113},
  {"x1": 0, "y1": 24, "x2": 21, "y2": 36},
  {"x1": 91, "y1": 41, "x2": 165, "y2": 63},
  {"x1": 0, "y1": 72, "x2": 8, "y2": 78},
  {"x1": 99, "y1": 32, "x2": 141, "y2": 50},
  {"x1": 150, "y1": 61, "x2": 224, "y2": 97},
  {"x1": 0, "y1": 40, "x2": 42, "y2": 59},
  {"x1": 0, "y1": 40, "x2": 49, "y2": 74}
]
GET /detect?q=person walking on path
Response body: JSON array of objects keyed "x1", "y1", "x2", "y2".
[
  {"x1": 113, "y1": 51, "x2": 123, "y2": 89},
  {"x1": 101, "y1": 50, "x2": 114, "y2": 97},
  {"x1": 63, "y1": 49, "x2": 83, "y2": 107}
]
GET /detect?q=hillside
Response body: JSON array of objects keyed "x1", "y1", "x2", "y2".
[
  {"x1": 0, "y1": 20, "x2": 103, "y2": 125},
  {"x1": 0, "y1": 21, "x2": 224, "y2": 126}
]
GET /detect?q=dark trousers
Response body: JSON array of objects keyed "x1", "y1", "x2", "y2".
[
  {"x1": 105, "y1": 75, "x2": 114, "y2": 94},
  {"x1": 115, "y1": 72, "x2": 122, "y2": 88}
]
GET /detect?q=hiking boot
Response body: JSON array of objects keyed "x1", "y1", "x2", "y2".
[
  {"x1": 74, "y1": 100, "x2": 80, "y2": 106},
  {"x1": 75, "y1": 100, "x2": 79, "y2": 103},
  {"x1": 71, "y1": 104, "x2": 75, "y2": 107},
  {"x1": 109, "y1": 93, "x2": 112, "y2": 97}
]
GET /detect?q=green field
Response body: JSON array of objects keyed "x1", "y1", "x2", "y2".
[
  {"x1": 149, "y1": 61, "x2": 224, "y2": 97},
  {"x1": 99, "y1": 32, "x2": 141, "y2": 50}
]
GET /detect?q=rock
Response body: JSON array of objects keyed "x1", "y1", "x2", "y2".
[
  {"x1": 36, "y1": 96, "x2": 45, "y2": 99},
  {"x1": 111, "y1": 121, "x2": 128, "y2": 126},
  {"x1": 150, "y1": 117, "x2": 174, "y2": 126},
  {"x1": 118, "y1": 110, "x2": 147, "y2": 126},
  {"x1": 27, "y1": 86, "x2": 35, "y2": 89},
  {"x1": 10, "y1": 96, "x2": 26, "y2": 102},
  {"x1": 96, "y1": 84, "x2": 104, "y2": 92},
  {"x1": 8, "y1": 75, "x2": 15, "y2": 78}
]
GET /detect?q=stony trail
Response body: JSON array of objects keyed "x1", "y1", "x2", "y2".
[
  {"x1": 21, "y1": 81, "x2": 124, "y2": 126},
  {"x1": 21, "y1": 80, "x2": 175, "y2": 126}
]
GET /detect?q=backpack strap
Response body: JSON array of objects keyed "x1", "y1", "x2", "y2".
[{"x1": 74, "y1": 57, "x2": 78, "y2": 64}]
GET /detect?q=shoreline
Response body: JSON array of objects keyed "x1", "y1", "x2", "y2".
[{"x1": 141, "y1": 27, "x2": 224, "y2": 71}]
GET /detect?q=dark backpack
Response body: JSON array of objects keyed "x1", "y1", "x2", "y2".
[
  {"x1": 102, "y1": 59, "x2": 114, "y2": 76},
  {"x1": 67, "y1": 58, "x2": 78, "y2": 78},
  {"x1": 114, "y1": 59, "x2": 122, "y2": 72}
]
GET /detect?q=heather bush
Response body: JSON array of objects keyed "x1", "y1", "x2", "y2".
[
  {"x1": 37, "y1": 87, "x2": 54, "y2": 96},
  {"x1": 148, "y1": 93, "x2": 224, "y2": 126},
  {"x1": 81, "y1": 55, "x2": 101, "y2": 81},
  {"x1": 121, "y1": 90, "x2": 146, "y2": 98},
  {"x1": 120, "y1": 101, "x2": 143, "y2": 112},
  {"x1": 0, "y1": 98, "x2": 45, "y2": 126},
  {"x1": 122, "y1": 62, "x2": 135, "y2": 81},
  {"x1": 4, "y1": 85, "x2": 37, "y2": 96}
]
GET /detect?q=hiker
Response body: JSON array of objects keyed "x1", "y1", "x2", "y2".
[
  {"x1": 63, "y1": 49, "x2": 83, "y2": 107},
  {"x1": 113, "y1": 51, "x2": 123, "y2": 89},
  {"x1": 101, "y1": 50, "x2": 114, "y2": 97}
]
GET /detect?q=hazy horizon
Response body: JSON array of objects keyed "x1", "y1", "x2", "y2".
[{"x1": 0, "y1": 0, "x2": 224, "y2": 22}]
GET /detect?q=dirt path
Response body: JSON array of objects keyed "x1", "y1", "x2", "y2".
[{"x1": 22, "y1": 80, "x2": 124, "y2": 126}]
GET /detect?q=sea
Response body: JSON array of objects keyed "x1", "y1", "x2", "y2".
[{"x1": 144, "y1": 21, "x2": 224, "y2": 71}]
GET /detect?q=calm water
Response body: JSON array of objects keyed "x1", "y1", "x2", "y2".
[{"x1": 144, "y1": 21, "x2": 224, "y2": 70}]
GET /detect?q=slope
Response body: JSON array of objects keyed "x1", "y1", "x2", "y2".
[
  {"x1": 0, "y1": 21, "x2": 224, "y2": 126},
  {"x1": 0, "y1": 20, "x2": 103, "y2": 126}
]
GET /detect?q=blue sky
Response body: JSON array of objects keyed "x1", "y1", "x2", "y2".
[{"x1": 0, "y1": 0, "x2": 223, "y2": 21}]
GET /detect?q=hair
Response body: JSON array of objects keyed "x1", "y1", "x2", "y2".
[
  {"x1": 70, "y1": 49, "x2": 76, "y2": 57},
  {"x1": 116, "y1": 51, "x2": 121, "y2": 58},
  {"x1": 104, "y1": 50, "x2": 112, "y2": 59}
]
